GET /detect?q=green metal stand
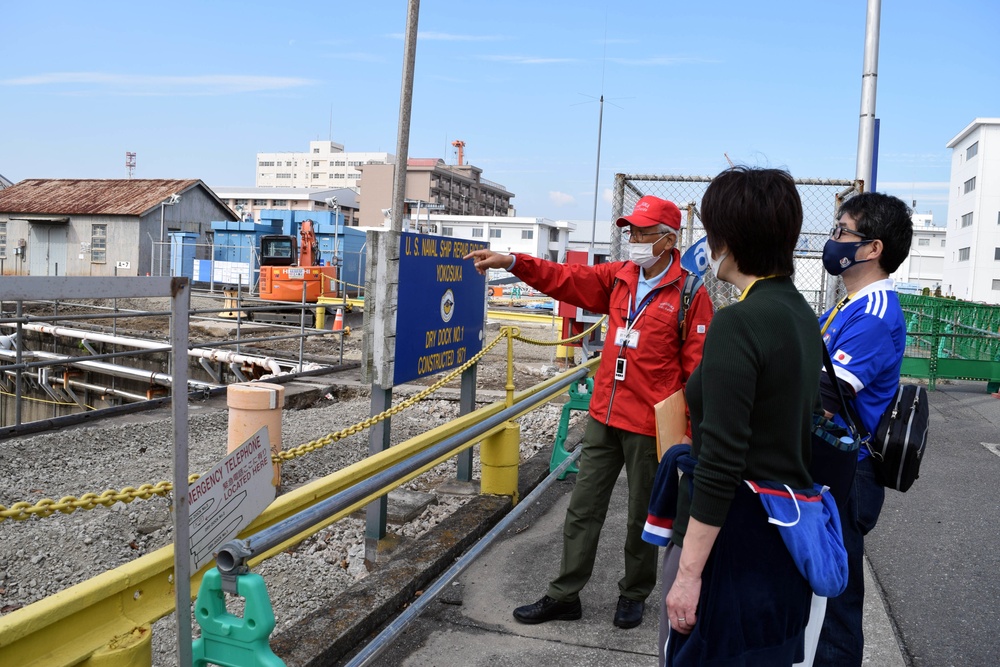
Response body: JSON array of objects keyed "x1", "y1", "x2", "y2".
[
  {"x1": 192, "y1": 569, "x2": 285, "y2": 667},
  {"x1": 550, "y1": 378, "x2": 593, "y2": 479}
]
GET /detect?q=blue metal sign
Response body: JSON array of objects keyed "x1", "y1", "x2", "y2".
[{"x1": 394, "y1": 233, "x2": 489, "y2": 385}]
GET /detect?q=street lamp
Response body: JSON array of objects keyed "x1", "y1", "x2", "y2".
[{"x1": 158, "y1": 193, "x2": 181, "y2": 276}]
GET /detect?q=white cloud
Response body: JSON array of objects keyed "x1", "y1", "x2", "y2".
[
  {"x1": 480, "y1": 55, "x2": 577, "y2": 65},
  {"x1": 607, "y1": 56, "x2": 717, "y2": 66},
  {"x1": 549, "y1": 191, "x2": 576, "y2": 206},
  {"x1": 0, "y1": 72, "x2": 315, "y2": 96}
]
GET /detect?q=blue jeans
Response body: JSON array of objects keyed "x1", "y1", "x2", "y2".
[{"x1": 815, "y1": 456, "x2": 885, "y2": 667}]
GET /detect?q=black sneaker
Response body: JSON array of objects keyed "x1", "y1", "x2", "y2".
[
  {"x1": 613, "y1": 596, "x2": 645, "y2": 629},
  {"x1": 512, "y1": 595, "x2": 582, "y2": 624}
]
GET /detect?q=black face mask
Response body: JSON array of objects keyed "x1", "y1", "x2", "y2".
[{"x1": 822, "y1": 239, "x2": 872, "y2": 276}]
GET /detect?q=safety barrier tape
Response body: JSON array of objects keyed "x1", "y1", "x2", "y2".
[{"x1": 0, "y1": 317, "x2": 604, "y2": 522}]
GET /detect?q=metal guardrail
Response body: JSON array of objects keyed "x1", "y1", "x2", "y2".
[
  {"x1": 0, "y1": 357, "x2": 600, "y2": 666},
  {"x1": 215, "y1": 365, "x2": 590, "y2": 580},
  {"x1": 346, "y1": 436, "x2": 585, "y2": 666}
]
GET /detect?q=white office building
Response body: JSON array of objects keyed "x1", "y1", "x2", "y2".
[
  {"x1": 942, "y1": 118, "x2": 1000, "y2": 303},
  {"x1": 893, "y1": 213, "x2": 946, "y2": 292},
  {"x1": 256, "y1": 140, "x2": 394, "y2": 192},
  {"x1": 417, "y1": 214, "x2": 574, "y2": 261}
]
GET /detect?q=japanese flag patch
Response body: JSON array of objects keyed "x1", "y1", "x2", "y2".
[{"x1": 833, "y1": 349, "x2": 853, "y2": 365}]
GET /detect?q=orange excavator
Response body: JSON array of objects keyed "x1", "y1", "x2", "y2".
[{"x1": 259, "y1": 219, "x2": 337, "y2": 307}]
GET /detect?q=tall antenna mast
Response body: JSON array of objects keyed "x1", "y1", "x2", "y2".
[{"x1": 125, "y1": 152, "x2": 136, "y2": 179}]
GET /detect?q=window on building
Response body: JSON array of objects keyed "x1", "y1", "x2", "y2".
[
  {"x1": 273, "y1": 200, "x2": 288, "y2": 206},
  {"x1": 253, "y1": 199, "x2": 267, "y2": 206},
  {"x1": 312, "y1": 161, "x2": 320, "y2": 167},
  {"x1": 964, "y1": 177, "x2": 976, "y2": 194},
  {"x1": 521, "y1": 230, "x2": 534, "y2": 240},
  {"x1": 442, "y1": 227, "x2": 454, "y2": 236},
  {"x1": 235, "y1": 199, "x2": 249, "y2": 206},
  {"x1": 994, "y1": 280, "x2": 1000, "y2": 291},
  {"x1": 995, "y1": 248, "x2": 1000, "y2": 261},
  {"x1": 0, "y1": 221, "x2": 6, "y2": 257},
  {"x1": 312, "y1": 173, "x2": 321, "y2": 179},
  {"x1": 349, "y1": 174, "x2": 360, "y2": 180},
  {"x1": 959, "y1": 247, "x2": 970, "y2": 261},
  {"x1": 333, "y1": 173, "x2": 345, "y2": 179},
  {"x1": 962, "y1": 212, "x2": 974, "y2": 227},
  {"x1": 489, "y1": 228, "x2": 502, "y2": 238},
  {"x1": 967, "y1": 141, "x2": 979, "y2": 159},
  {"x1": 941, "y1": 239, "x2": 946, "y2": 247},
  {"x1": 276, "y1": 173, "x2": 292, "y2": 179},
  {"x1": 285, "y1": 161, "x2": 292, "y2": 166},
  {"x1": 918, "y1": 238, "x2": 930, "y2": 246},
  {"x1": 91, "y1": 224, "x2": 107, "y2": 263},
  {"x1": 471, "y1": 228, "x2": 484, "y2": 238},
  {"x1": 334, "y1": 161, "x2": 346, "y2": 166},
  {"x1": 313, "y1": 148, "x2": 320, "y2": 153}
]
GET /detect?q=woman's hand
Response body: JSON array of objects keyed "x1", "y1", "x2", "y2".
[
  {"x1": 463, "y1": 249, "x2": 514, "y2": 275},
  {"x1": 666, "y1": 517, "x2": 719, "y2": 634},
  {"x1": 666, "y1": 571, "x2": 701, "y2": 634}
]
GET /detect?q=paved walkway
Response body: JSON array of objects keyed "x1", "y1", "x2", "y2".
[{"x1": 369, "y1": 463, "x2": 906, "y2": 666}]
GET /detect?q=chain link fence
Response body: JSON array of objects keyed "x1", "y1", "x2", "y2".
[{"x1": 610, "y1": 174, "x2": 862, "y2": 314}]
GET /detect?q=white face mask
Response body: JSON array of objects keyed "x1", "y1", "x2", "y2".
[
  {"x1": 708, "y1": 249, "x2": 729, "y2": 278},
  {"x1": 628, "y1": 241, "x2": 663, "y2": 269}
]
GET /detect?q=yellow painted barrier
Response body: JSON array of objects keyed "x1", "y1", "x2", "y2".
[{"x1": 0, "y1": 359, "x2": 599, "y2": 667}]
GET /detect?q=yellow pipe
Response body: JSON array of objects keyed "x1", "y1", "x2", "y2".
[{"x1": 0, "y1": 360, "x2": 599, "y2": 666}]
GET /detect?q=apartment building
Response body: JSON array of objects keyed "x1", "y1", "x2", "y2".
[
  {"x1": 942, "y1": 118, "x2": 1000, "y2": 303},
  {"x1": 357, "y1": 158, "x2": 514, "y2": 228},
  {"x1": 256, "y1": 140, "x2": 394, "y2": 192},
  {"x1": 892, "y1": 213, "x2": 946, "y2": 292}
]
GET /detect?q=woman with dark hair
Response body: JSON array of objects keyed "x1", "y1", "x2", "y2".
[{"x1": 650, "y1": 167, "x2": 832, "y2": 665}]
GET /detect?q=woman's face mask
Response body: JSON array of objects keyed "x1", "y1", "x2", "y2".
[{"x1": 708, "y1": 248, "x2": 729, "y2": 278}]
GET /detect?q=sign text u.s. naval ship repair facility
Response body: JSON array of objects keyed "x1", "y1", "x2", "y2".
[{"x1": 393, "y1": 232, "x2": 488, "y2": 385}]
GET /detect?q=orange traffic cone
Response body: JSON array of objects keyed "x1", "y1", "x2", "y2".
[{"x1": 332, "y1": 307, "x2": 344, "y2": 331}]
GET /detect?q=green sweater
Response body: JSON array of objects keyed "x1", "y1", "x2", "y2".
[{"x1": 673, "y1": 277, "x2": 821, "y2": 546}]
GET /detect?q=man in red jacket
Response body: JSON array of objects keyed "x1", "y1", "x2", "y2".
[{"x1": 465, "y1": 196, "x2": 713, "y2": 629}]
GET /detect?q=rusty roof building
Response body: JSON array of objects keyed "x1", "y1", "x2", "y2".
[
  {"x1": 0, "y1": 178, "x2": 237, "y2": 278},
  {"x1": 0, "y1": 179, "x2": 228, "y2": 216}
]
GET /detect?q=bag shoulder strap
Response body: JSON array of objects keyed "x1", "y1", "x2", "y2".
[
  {"x1": 678, "y1": 272, "x2": 703, "y2": 340},
  {"x1": 821, "y1": 341, "x2": 863, "y2": 439}
]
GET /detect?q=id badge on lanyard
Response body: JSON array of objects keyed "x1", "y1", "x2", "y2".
[{"x1": 614, "y1": 327, "x2": 640, "y2": 348}]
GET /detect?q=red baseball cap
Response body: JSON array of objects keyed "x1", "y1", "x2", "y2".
[{"x1": 615, "y1": 195, "x2": 681, "y2": 230}]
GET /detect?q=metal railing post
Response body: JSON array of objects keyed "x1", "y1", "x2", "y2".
[
  {"x1": 365, "y1": 385, "x2": 392, "y2": 563},
  {"x1": 457, "y1": 365, "x2": 477, "y2": 482},
  {"x1": 170, "y1": 277, "x2": 193, "y2": 667},
  {"x1": 15, "y1": 300, "x2": 22, "y2": 426},
  {"x1": 299, "y1": 281, "x2": 307, "y2": 371}
]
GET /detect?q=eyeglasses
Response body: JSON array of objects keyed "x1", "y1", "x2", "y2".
[
  {"x1": 829, "y1": 224, "x2": 869, "y2": 241},
  {"x1": 622, "y1": 228, "x2": 673, "y2": 243}
]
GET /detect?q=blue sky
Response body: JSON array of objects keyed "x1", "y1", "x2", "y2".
[{"x1": 2, "y1": 1, "x2": 998, "y2": 226}]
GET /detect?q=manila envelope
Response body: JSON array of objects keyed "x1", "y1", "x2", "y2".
[{"x1": 654, "y1": 390, "x2": 688, "y2": 461}]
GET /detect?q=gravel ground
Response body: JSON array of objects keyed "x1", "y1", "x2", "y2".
[{"x1": 0, "y1": 313, "x2": 585, "y2": 665}]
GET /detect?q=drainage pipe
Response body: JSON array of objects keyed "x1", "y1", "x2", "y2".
[
  {"x1": 0, "y1": 348, "x2": 219, "y2": 389},
  {"x1": 0, "y1": 322, "x2": 283, "y2": 376}
]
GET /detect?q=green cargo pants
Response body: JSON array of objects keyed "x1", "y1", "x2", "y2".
[{"x1": 547, "y1": 416, "x2": 660, "y2": 603}]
